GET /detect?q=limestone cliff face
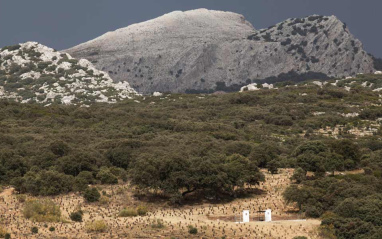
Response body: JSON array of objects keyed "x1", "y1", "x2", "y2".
[{"x1": 66, "y1": 9, "x2": 374, "y2": 94}]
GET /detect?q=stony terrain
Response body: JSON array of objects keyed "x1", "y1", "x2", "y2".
[
  {"x1": 0, "y1": 42, "x2": 138, "y2": 106},
  {"x1": 66, "y1": 9, "x2": 375, "y2": 94}
]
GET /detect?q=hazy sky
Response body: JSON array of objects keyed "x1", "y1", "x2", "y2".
[{"x1": 1, "y1": 0, "x2": 382, "y2": 56}]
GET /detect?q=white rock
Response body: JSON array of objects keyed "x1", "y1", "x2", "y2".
[
  {"x1": 240, "y1": 83, "x2": 259, "y2": 92},
  {"x1": 313, "y1": 112, "x2": 326, "y2": 116},
  {"x1": 62, "y1": 95, "x2": 76, "y2": 104},
  {"x1": 312, "y1": 81, "x2": 323, "y2": 87},
  {"x1": 20, "y1": 71, "x2": 41, "y2": 80}
]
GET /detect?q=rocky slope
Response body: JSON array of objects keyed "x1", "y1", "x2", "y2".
[
  {"x1": 66, "y1": 9, "x2": 375, "y2": 94},
  {"x1": 0, "y1": 42, "x2": 138, "y2": 106}
]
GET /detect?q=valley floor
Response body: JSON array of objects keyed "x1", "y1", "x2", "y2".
[{"x1": 0, "y1": 169, "x2": 321, "y2": 238}]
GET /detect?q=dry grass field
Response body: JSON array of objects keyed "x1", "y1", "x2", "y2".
[{"x1": 0, "y1": 169, "x2": 322, "y2": 239}]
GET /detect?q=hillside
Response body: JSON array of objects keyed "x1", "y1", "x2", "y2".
[
  {"x1": 66, "y1": 9, "x2": 374, "y2": 94},
  {"x1": 0, "y1": 42, "x2": 138, "y2": 106}
]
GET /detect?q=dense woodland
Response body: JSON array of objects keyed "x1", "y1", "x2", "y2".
[{"x1": 1, "y1": 75, "x2": 382, "y2": 238}]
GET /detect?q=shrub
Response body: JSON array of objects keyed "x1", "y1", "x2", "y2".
[
  {"x1": 290, "y1": 167, "x2": 306, "y2": 184},
  {"x1": 16, "y1": 194, "x2": 26, "y2": 203},
  {"x1": 83, "y1": 188, "x2": 101, "y2": 203},
  {"x1": 118, "y1": 208, "x2": 138, "y2": 217},
  {"x1": 188, "y1": 225, "x2": 198, "y2": 234},
  {"x1": 31, "y1": 226, "x2": 38, "y2": 234},
  {"x1": 49, "y1": 226, "x2": 55, "y2": 232},
  {"x1": 4, "y1": 233, "x2": 10, "y2": 239},
  {"x1": 151, "y1": 219, "x2": 165, "y2": 229},
  {"x1": 0, "y1": 226, "x2": 9, "y2": 238},
  {"x1": 69, "y1": 211, "x2": 83, "y2": 222},
  {"x1": 74, "y1": 171, "x2": 95, "y2": 192},
  {"x1": 96, "y1": 168, "x2": 118, "y2": 184},
  {"x1": 99, "y1": 196, "x2": 110, "y2": 205},
  {"x1": 37, "y1": 62, "x2": 52, "y2": 70},
  {"x1": 85, "y1": 220, "x2": 108, "y2": 233},
  {"x1": 23, "y1": 199, "x2": 61, "y2": 222},
  {"x1": 225, "y1": 141, "x2": 252, "y2": 157},
  {"x1": 49, "y1": 141, "x2": 70, "y2": 157},
  {"x1": 305, "y1": 206, "x2": 321, "y2": 218},
  {"x1": 318, "y1": 225, "x2": 338, "y2": 239},
  {"x1": 2, "y1": 44, "x2": 21, "y2": 51},
  {"x1": 229, "y1": 93, "x2": 260, "y2": 105},
  {"x1": 137, "y1": 205, "x2": 148, "y2": 216},
  {"x1": 14, "y1": 170, "x2": 74, "y2": 196},
  {"x1": 267, "y1": 159, "x2": 281, "y2": 174}
]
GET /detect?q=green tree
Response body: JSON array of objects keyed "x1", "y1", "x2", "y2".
[
  {"x1": 83, "y1": 188, "x2": 101, "y2": 203},
  {"x1": 290, "y1": 167, "x2": 306, "y2": 183},
  {"x1": 73, "y1": 171, "x2": 95, "y2": 192},
  {"x1": 330, "y1": 139, "x2": 360, "y2": 167},
  {"x1": 49, "y1": 141, "x2": 70, "y2": 157},
  {"x1": 96, "y1": 167, "x2": 118, "y2": 184},
  {"x1": 267, "y1": 159, "x2": 281, "y2": 174},
  {"x1": 249, "y1": 142, "x2": 281, "y2": 167},
  {"x1": 283, "y1": 185, "x2": 323, "y2": 211}
]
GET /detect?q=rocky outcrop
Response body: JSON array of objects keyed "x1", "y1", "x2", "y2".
[
  {"x1": 0, "y1": 42, "x2": 138, "y2": 106},
  {"x1": 66, "y1": 9, "x2": 375, "y2": 94}
]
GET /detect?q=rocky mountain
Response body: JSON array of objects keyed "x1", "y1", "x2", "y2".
[
  {"x1": 66, "y1": 9, "x2": 375, "y2": 94},
  {"x1": 0, "y1": 42, "x2": 138, "y2": 106}
]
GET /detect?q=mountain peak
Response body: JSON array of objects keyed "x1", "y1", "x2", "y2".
[
  {"x1": 161, "y1": 8, "x2": 252, "y2": 26},
  {"x1": 66, "y1": 10, "x2": 374, "y2": 94}
]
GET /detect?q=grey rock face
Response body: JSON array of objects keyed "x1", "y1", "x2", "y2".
[{"x1": 66, "y1": 9, "x2": 375, "y2": 94}]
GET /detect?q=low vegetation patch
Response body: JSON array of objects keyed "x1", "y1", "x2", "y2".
[
  {"x1": 150, "y1": 219, "x2": 165, "y2": 229},
  {"x1": 69, "y1": 210, "x2": 83, "y2": 222},
  {"x1": 85, "y1": 220, "x2": 108, "y2": 233},
  {"x1": 23, "y1": 199, "x2": 61, "y2": 222},
  {"x1": 119, "y1": 208, "x2": 138, "y2": 217},
  {"x1": 83, "y1": 188, "x2": 101, "y2": 203},
  {"x1": 0, "y1": 226, "x2": 9, "y2": 238},
  {"x1": 188, "y1": 225, "x2": 198, "y2": 234},
  {"x1": 31, "y1": 226, "x2": 38, "y2": 234},
  {"x1": 137, "y1": 205, "x2": 148, "y2": 216},
  {"x1": 118, "y1": 205, "x2": 148, "y2": 217}
]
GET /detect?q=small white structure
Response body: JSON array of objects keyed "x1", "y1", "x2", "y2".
[
  {"x1": 243, "y1": 210, "x2": 250, "y2": 223},
  {"x1": 265, "y1": 209, "x2": 272, "y2": 222},
  {"x1": 153, "y1": 92, "x2": 163, "y2": 97}
]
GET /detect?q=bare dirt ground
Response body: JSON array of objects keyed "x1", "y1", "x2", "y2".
[{"x1": 0, "y1": 169, "x2": 322, "y2": 238}]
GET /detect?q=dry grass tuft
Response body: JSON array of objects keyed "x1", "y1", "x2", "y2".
[
  {"x1": 85, "y1": 220, "x2": 108, "y2": 233},
  {"x1": 23, "y1": 199, "x2": 61, "y2": 222}
]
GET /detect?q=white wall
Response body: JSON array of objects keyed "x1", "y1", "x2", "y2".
[
  {"x1": 265, "y1": 209, "x2": 272, "y2": 222},
  {"x1": 243, "y1": 210, "x2": 250, "y2": 223}
]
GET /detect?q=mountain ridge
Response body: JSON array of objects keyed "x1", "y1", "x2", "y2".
[{"x1": 66, "y1": 9, "x2": 375, "y2": 94}]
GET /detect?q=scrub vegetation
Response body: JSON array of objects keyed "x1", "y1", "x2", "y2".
[{"x1": 0, "y1": 74, "x2": 382, "y2": 237}]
